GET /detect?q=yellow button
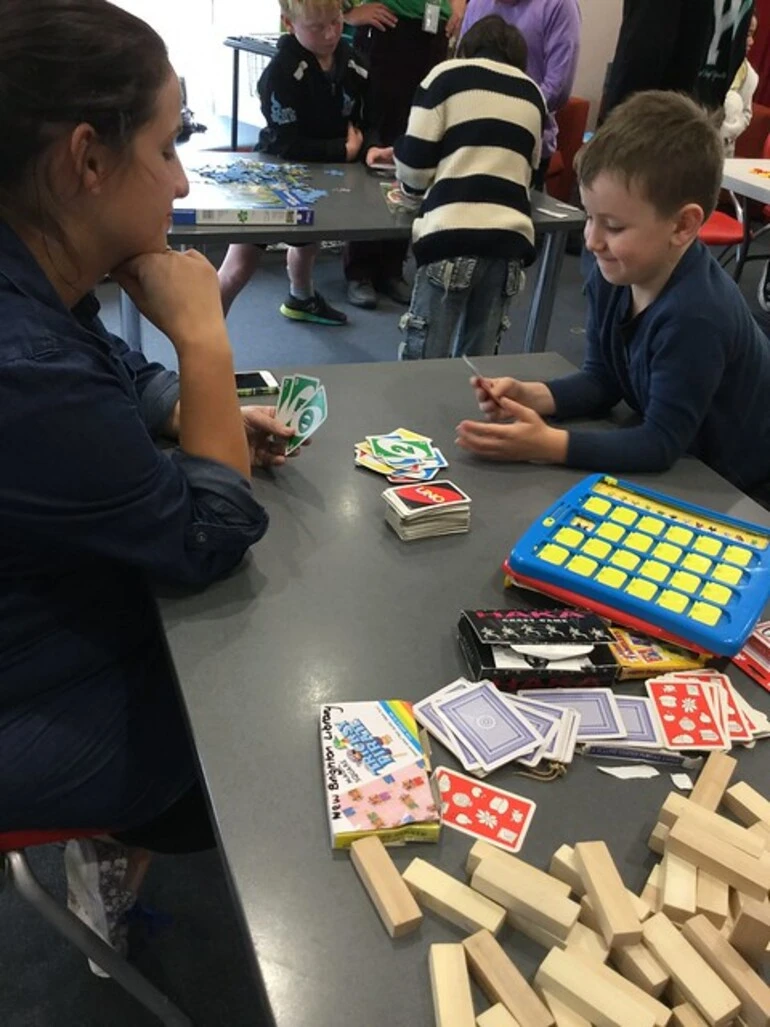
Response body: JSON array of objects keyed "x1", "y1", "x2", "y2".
[
  {"x1": 641, "y1": 560, "x2": 670, "y2": 583},
  {"x1": 596, "y1": 567, "x2": 627, "y2": 589},
  {"x1": 539, "y1": 543, "x2": 569, "y2": 566},
  {"x1": 657, "y1": 590, "x2": 689, "y2": 614},
  {"x1": 611, "y1": 549, "x2": 640, "y2": 571},
  {"x1": 712, "y1": 563, "x2": 743, "y2": 585},
  {"x1": 666, "y1": 526, "x2": 694, "y2": 546},
  {"x1": 701, "y1": 582, "x2": 732, "y2": 606},
  {"x1": 610, "y1": 507, "x2": 638, "y2": 526},
  {"x1": 724, "y1": 545, "x2": 752, "y2": 567},
  {"x1": 670, "y1": 571, "x2": 700, "y2": 594},
  {"x1": 567, "y1": 554, "x2": 598, "y2": 577},
  {"x1": 689, "y1": 602, "x2": 722, "y2": 626},
  {"x1": 694, "y1": 536, "x2": 722, "y2": 557},
  {"x1": 682, "y1": 553, "x2": 712, "y2": 575},
  {"x1": 626, "y1": 532, "x2": 653, "y2": 553},
  {"x1": 555, "y1": 527, "x2": 583, "y2": 548},
  {"x1": 583, "y1": 539, "x2": 612, "y2": 559},
  {"x1": 626, "y1": 578, "x2": 658, "y2": 601},
  {"x1": 596, "y1": 522, "x2": 625, "y2": 543},
  {"x1": 653, "y1": 542, "x2": 682, "y2": 564},
  {"x1": 638, "y1": 516, "x2": 665, "y2": 536},
  {"x1": 585, "y1": 496, "x2": 611, "y2": 516}
]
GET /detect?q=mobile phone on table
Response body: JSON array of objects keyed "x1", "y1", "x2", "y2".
[{"x1": 235, "y1": 370, "x2": 280, "y2": 398}]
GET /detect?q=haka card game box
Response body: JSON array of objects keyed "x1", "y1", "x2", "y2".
[
  {"x1": 457, "y1": 606, "x2": 618, "y2": 690},
  {"x1": 319, "y1": 700, "x2": 440, "y2": 849}
]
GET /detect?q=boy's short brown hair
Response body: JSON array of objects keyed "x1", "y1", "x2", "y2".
[
  {"x1": 575, "y1": 91, "x2": 723, "y2": 219},
  {"x1": 456, "y1": 15, "x2": 528, "y2": 72},
  {"x1": 280, "y1": 0, "x2": 342, "y2": 20}
]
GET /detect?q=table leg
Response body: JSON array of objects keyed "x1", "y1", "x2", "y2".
[
  {"x1": 231, "y1": 48, "x2": 240, "y2": 152},
  {"x1": 522, "y1": 230, "x2": 567, "y2": 354},
  {"x1": 120, "y1": 288, "x2": 143, "y2": 352},
  {"x1": 734, "y1": 194, "x2": 751, "y2": 282}
]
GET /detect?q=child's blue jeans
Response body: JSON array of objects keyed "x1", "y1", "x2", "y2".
[{"x1": 399, "y1": 255, "x2": 524, "y2": 360}]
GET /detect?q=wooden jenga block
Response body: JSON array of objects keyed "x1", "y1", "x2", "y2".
[
  {"x1": 349, "y1": 836, "x2": 423, "y2": 938},
  {"x1": 611, "y1": 943, "x2": 669, "y2": 998},
  {"x1": 689, "y1": 751, "x2": 737, "y2": 811},
  {"x1": 665, "y1": 819, "x2": 770, "y2": 900},
  {"x1": 471, "y1": 858, "x2": 580, "y2": 942},
  {"x1": 659, "y1": 792, "x2": 765, "y2": 857},
  {"x1": 695, "y1": 869, "x2": 729, "y2": 929},
  {"x1": 550, "y1": 844, "x2": 650, "y2": 918},
  {"x1": 661, "y1": 850, "x2": 698, "y2": 924},
  {"x1": 723, "y1": 782, "x2": 770, "y2": 830},
  {"x1": 476, "y1": 1005, "x2": 522, "y2": 1027},
  {"x1": 536, "y1": 988, "x2": 591, "y2": 1027},
  {"x1": 728, "y1": 892, "x2": 770, "y2": 964},
  {"x1": 682, "y1": 913, "x2": 770, "y2": 1027},
  {"x1": 649, "y1": 822, "x2": 670, "y2": 855},
  {"x1": 640, "y1": 864, "x2": 662, "y2": 913},
  {"x1": 466, "y1": 844, "x2": 571, "y2": 896},
  {"x1": 509, "y1": 911, "x2": 609, "y2": 963},
  {"x1": 533, "y1": 948, "x2": 656, "y2": 1027},
  {"x1": 429, "y1": 944, "x2": 476, "y2": 1027},
  {"x1": 574, "y1": 841, "x2": 642, "y2": 947},
  {"x1": 671, "y1": 1004, "x2": 709, "y2": 1027},
  {"x1": 642, "y1": 912, "x2": 740, "y2": 1027},
  {"x1": 749, "y1": 821, "x2": 770, "y2": 847},
  {"x1": 403, "y1": 859, "x2": 505, "y2": 935},
  {"x1": 462, "y1": 929, "x2": 554, "y2": 1027},
  {"x1": 582, "y1": 950, "x2": 671, "y2": 1027}
]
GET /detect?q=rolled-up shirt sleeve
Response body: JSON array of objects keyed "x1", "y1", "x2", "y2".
[
  {"x1": 100, "y1": 326, "x2": 181, "y2": 439},
  {"x1": 2, "y1": 345, "x2": 267, "y2": 587}
]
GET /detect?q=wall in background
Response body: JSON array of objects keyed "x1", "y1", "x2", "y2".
[{"x1": 573, "y1": 0, "x2": 622, "y2": 127}]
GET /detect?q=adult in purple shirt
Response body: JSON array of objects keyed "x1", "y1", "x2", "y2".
[{"x1": 460, "y1": 0, "x2": 581, "y2": 188}]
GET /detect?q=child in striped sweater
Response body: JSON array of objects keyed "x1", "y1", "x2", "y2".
[{"x1": 393, "y1": 15, "x2": 545, "y2": 360}]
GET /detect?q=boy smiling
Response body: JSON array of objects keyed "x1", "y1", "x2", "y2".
[{"x1": 457, "y1": 90, "x2": 770, "y2": 499}]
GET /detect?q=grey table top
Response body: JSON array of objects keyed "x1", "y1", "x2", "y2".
[
  {"x1": 171, "y1": 151, "x2": 585, "y2": 245},
  {"x1": 156, "y1": 354, "x2": 770, "y2": 1027}
]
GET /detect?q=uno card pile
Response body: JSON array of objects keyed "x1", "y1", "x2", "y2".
[
  {"x1": 276, "y1": 373, "x2": 328, "y2": 455},
  {"x1": 354, "y1": 427, "x2": 448, "y2": 482},
  {"x1": 432, "y1": 765, "x2": 536, "y2": 854},
  {"x1": 382, "y1": 480, "x2": 471, "y2": 541},
  {"x1": 413, "y1": 678, "x2": 580, "y2": 778}
]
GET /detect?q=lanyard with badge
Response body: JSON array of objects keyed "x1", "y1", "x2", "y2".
[{"x1": 423, "y1": 0, "x2": 441, "y2": 34}]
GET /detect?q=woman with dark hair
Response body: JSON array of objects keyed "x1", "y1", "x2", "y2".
[{"x1": 0, "y1": 0, "x2": 299, "y2": 972}]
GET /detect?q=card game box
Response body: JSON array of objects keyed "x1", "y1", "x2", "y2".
[
  {"x1": 732, "y1": 621, "x2": 770, "y2": 692},
  {"x1": 319, "y1": 700, "x2": 440, "y2": 849},
  {"x1": 607, "y1": 626, "x2": 711, "y2": 679},
  {"x1": 458, "y1": 607, "x2": 618, "y2": 690}
]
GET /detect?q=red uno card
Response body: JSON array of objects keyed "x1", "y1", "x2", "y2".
[
  {"x1": 433, "y1": 766, "x2": 536, "y2": 854},
  {"x1": 386, "y1": 480, "x2": 471, "y2": 519},
  {"x1": 645, "y1": 677, "x2": 728, "y2": 750}
]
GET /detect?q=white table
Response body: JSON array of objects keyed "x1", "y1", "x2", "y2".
[{"x1": 722, "y1": 158, "x2": 770, "y2": 205}]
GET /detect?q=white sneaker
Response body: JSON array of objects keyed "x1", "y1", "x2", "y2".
[{"x1": 64, "y1": 838, "x2": 135, "y2": 977}]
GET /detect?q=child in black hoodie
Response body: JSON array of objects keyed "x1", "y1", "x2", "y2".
[{"x1": 218, "y1": 0, "x2": 386, "y2": 325}]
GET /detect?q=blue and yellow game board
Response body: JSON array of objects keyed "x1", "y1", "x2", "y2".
[{"x1": 504, "y1": 475, "x2": 770, "y2": 657}]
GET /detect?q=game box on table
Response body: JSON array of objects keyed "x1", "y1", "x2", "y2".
[{"x1": 319, "y1": 701, "x2": 440, "y2": 849}]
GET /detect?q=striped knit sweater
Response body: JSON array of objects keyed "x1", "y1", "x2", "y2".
[{"x1": 394, "y1": 58, "x2": 546, "y2": 267}]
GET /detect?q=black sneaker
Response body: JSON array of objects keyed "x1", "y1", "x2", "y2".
[
  {"x1": 280, "y1": 291, "x2": 348, "y2": 326},
  {"x1": 759, "y1": 261, "x2": 770, "y2": 313}
]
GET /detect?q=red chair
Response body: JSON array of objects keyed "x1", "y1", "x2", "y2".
[
  {"x1": 0, "y1": 828, "x2": 191, "y2": 1025},
  {"x1": 546, "y1": 96, "x2": 591, "y2": 203}
]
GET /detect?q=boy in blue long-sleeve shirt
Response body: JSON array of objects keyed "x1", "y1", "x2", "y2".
[{"x1": 456, "y1": 89, "x2": 770, "y2": 498}]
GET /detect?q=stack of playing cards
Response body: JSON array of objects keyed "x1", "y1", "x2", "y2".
[
  {"x1": 733, "y1": 620, "x2": 770, "y2": 691},
  {"x1": 414, "y1": 678, "x2": 581, "y2": 778},
  {"x1": 382, "y1": 480, "x2": 471, "y2": 541},
  {"x1": 354, "y1": 427, "x2": 448, "y2": 482},
  {"x1": 276, "y1": 373, "x2": 328, "y2": 455}
]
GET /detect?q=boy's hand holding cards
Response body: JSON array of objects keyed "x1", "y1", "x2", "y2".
[
  {"x1": 276, "y1": 374, "x2": 328, "y2": 454},
  {"x1": 382, "y1": 480, "x2": 471, "y2": 541}
]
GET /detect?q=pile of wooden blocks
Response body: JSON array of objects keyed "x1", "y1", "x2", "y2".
[{"x1": 350, "y1": 750, "x2": 770, "y2": 1026}]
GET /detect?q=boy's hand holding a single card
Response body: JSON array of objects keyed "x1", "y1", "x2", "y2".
[{"x1": 470, "y1": 373, "x2": 556, "y2": 421}]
